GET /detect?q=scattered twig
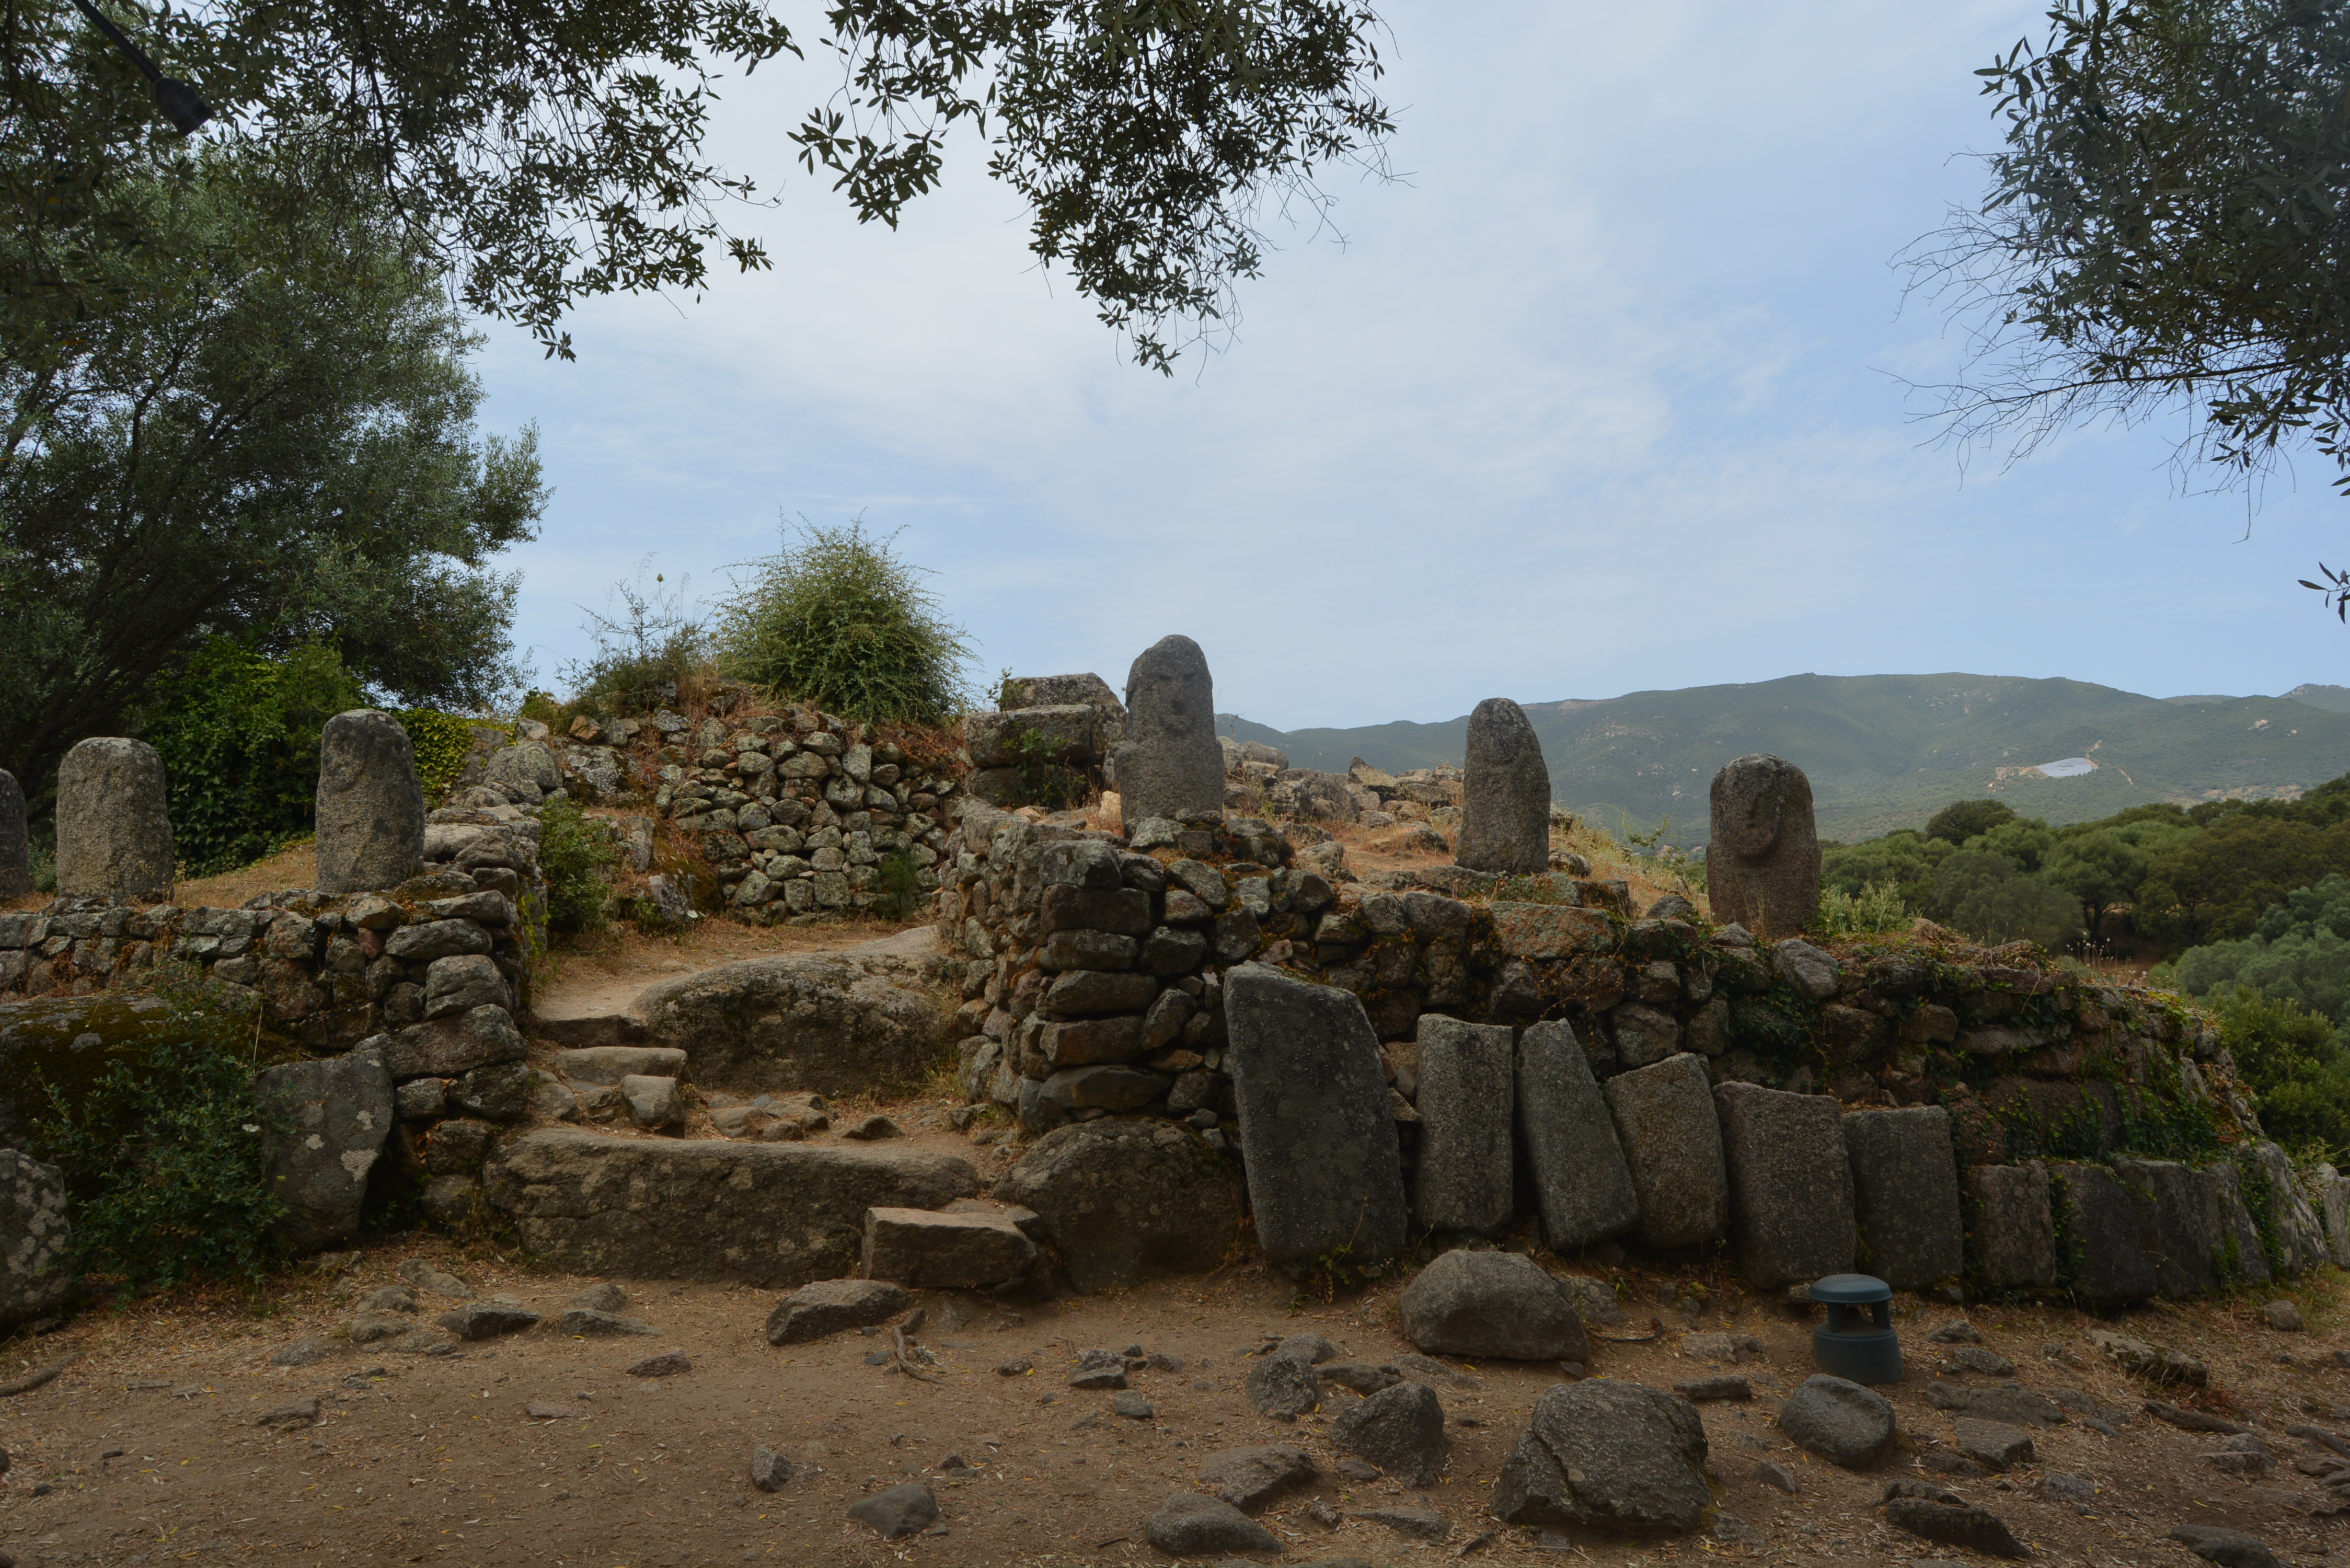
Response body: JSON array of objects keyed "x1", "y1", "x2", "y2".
[
  {"x1": 1452, "y1": 1529, "x2": 1494, "y2": 1558},
  {"x1": 890, "y1": 1325, "x2": 942, "y2": 1385},
  {"x1": 0, "y1": 1352, "x2": 84, "y2": 1397},
  {"x1": 1589, "y1": 1317, "x2": 1668, "y2": 1344}
]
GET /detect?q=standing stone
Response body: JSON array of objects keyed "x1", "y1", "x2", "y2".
[
  {"x1": 1454, "y1": 698, "x2": 1551, "y2": 874},
  {"x1": 0, "y1": 1148, "x2": 76, "y2": 1329},
  {"x1": 2113, "y1": 1156, "x2": 2232, "y2": 1299},
  {"x1": 1223, "y1": 964, "x2": 1409, "y2": 1269},
  {"x1": 0, "y1": 769, "x2": 29, "y2": 898},
  {"x1": 1113, "y1": 635, "x2": 1224, "y2": 826},
  {"x1": 1603, "y1": 1053, "x2": 1727, "y2": 1249},
  {"x1": 1714, "y1": 1082, "x2": 1853, "y2": 1289},
  {"x1": 1412, "y1": 1014, "x2": 1514, "y2": 1236},
  {"x1": 2249, "y1": 1143, "x2": 2327, "y2": 1275},
  {"x1": 316, "y1": 710, "x2": 426, "y2": 893},
  {"x1": 55, "y1": 736, "x2": 173, "y2": 903},
  {"x1": 1706, "y1": 754, "x2": 1821, "y2": 939},
  {"x1": 1965, "y1": 1163, "x2": 2057, "y2": 1290},
  {"x1": 2049, "y1": 1162, "x2": 2157, "y2": 1304},
  {"x1": 255, "y1": 1057, "x2": 396, "y2": 1254},
  {"x1": 1516, "y1": 1019, "x2": 1639, "y2": 1252},
  {"x1": 2209, "y1": 1162, "x2": 2273, "y2": 1286},
  {"x1": 2311, "y1": 1165, "x2": 2350, "y2": 1270},
  {"x1": 1843, "y1": 1106, "x2": 1963, "y2": 1291}
]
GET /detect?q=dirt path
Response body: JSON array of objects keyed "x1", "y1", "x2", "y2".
[{"x1": 5, "y1": 1247, "x2": 2347, "y2": 1568}]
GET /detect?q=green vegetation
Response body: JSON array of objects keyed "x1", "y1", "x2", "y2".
[
  {"x1": 2211, "y1": 986, "x2": 2350, "y2": 1162},
  {"x1": 537, "y1": 795, "x2": 618, "y2": 935},
  {"x1": 561, "y1": 570, "x2": 711, "y2": 719},
  {"x1": 715, "y1": 521, "x2": 974, "y2": 725},
  {"x1": 2167, "y1": 875, "x2": 2350, "y2": 1024},
  {"x1": 139, "y1": 639, "x2": 365, "y2": 877},
  {"x1": 396, "y1": 710, "x2": 481, "y2": 804},
  {"x1": 21, "y1": 989, "x2": 287, "y2": 1293},
  {"x1": 2, "y1": 143, "x2": 543, "y2": 820},
  {"x1": 1815, "y1": 881, "x2": 1910, "y2": 940}
]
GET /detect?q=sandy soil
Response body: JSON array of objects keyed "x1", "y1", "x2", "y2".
[{"x1": 5, "y1": 1231, "x2": 2348, "y2": 1568}]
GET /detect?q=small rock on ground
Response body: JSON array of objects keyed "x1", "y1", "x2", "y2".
[
  {"x1": 2170, "y1": 1525, "x2": 2286, "y2": 1568},
  {"x1": 844, "y1": 1114, "x2": 903, "y2": 1140},
  {"x1": 1070, "y1": 1348, "x2": 1131, "y2": 1391},
  {"x1": 1950, "y1": 1345, "x2": 2017, "y2": 1376},
  {"x1": 750, "y1": 1447, "x2": 796, "y2": 1492},
  {"x1": 570, "y1": 1282, "x2": 628, "y2": 1313},
  {"x1": 1780, "y1": 1376, "x2": 1897, "y2": 1468},
  {"x1": 1244, "y1": 1351, "x2": 1318, "y2": 1420},
  {"x1": 256, "y1": 1398, "x2": 320, "y2": 1429},
  {"x1": 847, "y1": 1482, "x2": 937, "y2": 1538},
  {"x1": 1354, "y1": 1505, "x2": 1447, "y2": 1541},
  {"x1": 270, "y1": 1338, "x2": 337, "y2": 1368},
  {"x1": 396, "y1": 1260, "x2": 469, "y2": 1296},
  {"x1": 2261, "y1": 1300, "x2": 2307, "y2": 1332},
  {"x1": 626, "y1": 1351, "x2": 690, "y2": 1378},
  {"x1": 1673, "y1": 1375, "x2": 1750, "y2": 1402},
  {"x1": 1953, "y1": 1417, "x2": 2035, "y2": 1471},
  {"x1": 1883, "y1": 1497, "x2": 2027, "y2": 1559},
  {"x1": 765, "y1": 1279, "x2": 910, "y2": 1346},
  {"x1": 1143, "y1": 1492, "x2": 1282, "y2": 1555},
  {"x1": 1198, "y1": 1445, "x2": 1316, "y2": 1511},
  {"x1": 437, "y1": 1302, "x2": 541, "y2": 1341},
  {"x1": 1329, "y1": 1381, "x2": 1444, "y2": 1488},
  {"x1": 560, "y1": 1308, "x2": 658, "y2": 1337},
  {"x1": 1927, "y1": 1320, "x2": 1982, "y2": 1344},
  {"x1": 1113, "y1": 1391, "x2": 1154, "y2": 1420},
  {"x1": 1757, "y1": 1460, "x2": 1800, "y2": 1494}
]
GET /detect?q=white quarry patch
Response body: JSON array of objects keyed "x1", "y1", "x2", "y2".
[{"x1": 2032, "y1": 757, "x2": 2096, "y2": 778}]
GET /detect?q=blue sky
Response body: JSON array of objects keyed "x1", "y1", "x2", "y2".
[{"x1": 470, "y1": 1, "x2": 2350, "y2": 732}]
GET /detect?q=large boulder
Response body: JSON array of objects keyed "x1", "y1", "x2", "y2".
[
  {"x1": 1222, "y1": 964, "x2": 1408, "y2": 1269},
  {"x1": 2249, "y1": 1142, "x2": 2328, "y2": 1275},
  {"x1": 1454, "y1": 697, "x2": 1552, "y2": 874},
  {"x1": 633, "y1": 953, "x2": 952, "y2": 1099},
  {"x1": 1491, "y1": 1379, "x2": 1711, "y2": 1534},
  {"x1": 1714, "y1": 1082, "x2": 1853, "y2": 1288},
  {"x1": 2113, "y1": 1157, "x2": 2237, "y2": 1298},
  {"x1": 1412, "y1": 1014, "x2": 1514, "y2": 1236},
  {"x1": 1842, "y1": 1105, "x2": 1963, "y2": 1290},
  {"x1": 1966, "y1": 1162, "x2": 2057, "y2": 1290},
  {"x1": 314, "y1": 709, "x2": 425, "y2": 893},
  {"x1": 379, "y1": 1006, "x2": 525, "y2": 1081},
  {"x1": 1399, "y1": 1249, "x2": 1590, "y2": 1362},
  {"x1": 254, "y1": 1056, "x2": 395, "y2": 1253},
  {"x1": 482, "y1": 1129, "x2": 979, "y2": 1286},
  {"x1": 992, "y1": 1117, "x2": 1242, "y2": 1292},
  {"x1": 1603, "y1": 1053, "x2": 1727, "y2": 1249},
  {"x1": 765, "y1": 1278, "x2": 909, "y2": 1344},
  {"x1": 0, "y1": 1148, "x2": 76, "y2": 1329},
  {"x1": 1706, "y1": 754, "x2": 1820, "y2": 940},
  {"x1": 55, "y1": 736, "x2": 174, "y2": 903},
  {"x1": 1112, "y1": 635, "x2": 1224, "y2": 825},
  {"x1": 1516, "y1": 1019, "x2": 1638, "y2": 1252}
]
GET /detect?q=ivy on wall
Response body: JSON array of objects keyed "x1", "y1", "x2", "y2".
[{"x1": 396, "y1": 709, "x2": 480, "y2": 804}]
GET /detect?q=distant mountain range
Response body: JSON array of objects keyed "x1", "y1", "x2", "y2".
[{"x1": 1222, "y1": 674, "x2": 2350, "y2": 846}]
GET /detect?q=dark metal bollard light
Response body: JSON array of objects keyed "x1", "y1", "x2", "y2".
[{"x1": 67, "y1": 0, "x2": 213, "y2": 133}]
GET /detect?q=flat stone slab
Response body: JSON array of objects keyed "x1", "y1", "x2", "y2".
[
  {"x1": 1842, "y1": 1105, "x2": 1963, "y2": 1291},
  {"x1": 552, "y1": 1046, "x2": 688, "y2": 1085},
  {"x1": 860, "y1": 1206, "x2": 1037, "y2": 1288},
  {"x1": 1604, "y1": 1053, "x2": 1727, "y2": 1249},
  {"x1": 1714, "y1": 1081, "x2": 1852, "y2": 1288},
  {"x1": 1515, "y1": 1019, "x2": 1638, "y2": 1252},
  {"x1": 1412, "y1": 1014, "x2": 1514, "y2": 1236},
  {"x1": 482, "y1": 1129, "x2": 979, "y2": 1287}
]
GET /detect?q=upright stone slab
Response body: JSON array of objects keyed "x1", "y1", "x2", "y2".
[
  {"x1": 1603, "y1": 1052, "x2": 1727, "y2": 1250},
  {"x1": 316, "y1": 709, "x2": 426, "y2": 893},
  {"x1": 2251, "y1": 1142, "x2": 2327, "y2": 1275},
  {"x1": 55, "y1": 736, "x2": 173, "y2": 903},
  {"x1": 2209, "y1": 1162, "x2": 2273, "y2": 1286},
  {"x1": 1706, "y1": 754, "x2": 1821, "y2": 939},
  {"x1": 1412, "y1": 1014, "x2": 1514, "y2": 1236},
  {"x1": 1842, "y1": 1105, "x2": 1963, "y2": 1290},
  {"x1": 1454, "y1": 698, "x2": 1551, "y2": 874},
  {"x1": 1965, "y1": 1163, "x2": 2057, "y2": 1290},
  {"x1": 1516, "y1": 1019, "x2": 1639, "y2": 1252},
  {"x1": 0, "y1": 1148, "x2": 75, "y2": 1329},
  {"x1": 1112, "y1": 635, "x2": 1224, "y2": 826},
  {"x1": 2312, "y1": 1165, "x2": 2350, "y2": 1270},
  {"x1": 0, "y1": 769, "x2": 29, "y2": 897},
  {"x1": 1714, "y1": 1081, "x2": 1853, "y2": 1289},
  {"x1": 1223, "y1": 964, "x2": 1409, "y2": 1269},
  {"x1": 2049, "y1": 1162, "x2": 2157, "y2": 1304},
  {"x1": 255, "y1": 1057, "x2": 396, "y2": 1253},
  {"x1": 2112, "y1": 1157, "x2": 2231, "y2": 1299}
]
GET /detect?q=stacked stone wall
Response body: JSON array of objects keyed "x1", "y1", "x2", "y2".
[{"x1": 938, "y1": 794, "x2": 2347, "y2": 1303}]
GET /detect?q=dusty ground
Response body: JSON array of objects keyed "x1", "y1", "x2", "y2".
[{"x1": 5, "y1": 1232, "x2": 2349, "y2": 1568}]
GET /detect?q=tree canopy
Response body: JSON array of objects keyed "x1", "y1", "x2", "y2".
[
  {"x1": 0, "y1": 144, "x2": 543, "y2": 811},
  {"x1": 1913, "y1": 0, "x2": 2350, "y2": 495},
  {"x1": 5, "y1": 0, "x2": 1396, "y2": 370}
]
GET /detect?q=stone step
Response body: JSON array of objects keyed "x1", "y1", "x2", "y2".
[
  {"x1": 552, "y1": 1045, "x2": 686, "y2": 1085},
  {"x1": 483, "y1": 1128, "x2": 980, "y2": 1287},
  {"x1": 861, "y1": 1204, "x2": 1038, "y2": 1289},
  {"x1": 535, "y1": 1012, "x2": 649, "y2": 1050}
]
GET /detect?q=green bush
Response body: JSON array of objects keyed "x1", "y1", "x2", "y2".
[
  {"x1": 22, "y1": 992, "x2": 287, "y2": 1292},
  {"x1": 873, "y1": 850, "x2": 921, "y2": 921},
  {"x1": 1926, "y1": 798, "x2": 2018, "y2": 844},
  {"x1": 396, "y1": 708, "x2": 479, "y2": 803},
  {"x1": 538, "y1": 794, "x2": 617, "y2": 934},
  {"x1": 2169, "y1": 874, "x2": 2350, "y2": 1023},
  {"x1": 715, "y1": 520, "x2": 973, "y2": 724},
  {"x1": 1816, "y1": 880, "x2": 1910, "y2": 940},
  {"x1": 1925, "y1": 849, "x2": 2083, "y2": 949},
  {"x1": 2214, "y1": 984, "x2": 2350, "y2": 1162},
  {"x1": 563, "y1": 569, "x2": 712, "y2": 718},
  {"x1": 140, "y1": 638, "x2": 367, "y2": 875}
]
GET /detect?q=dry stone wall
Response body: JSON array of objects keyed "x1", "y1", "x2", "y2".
[{"x1": 938, "y1": 739, "x2": 2342, "y2": 1306}]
